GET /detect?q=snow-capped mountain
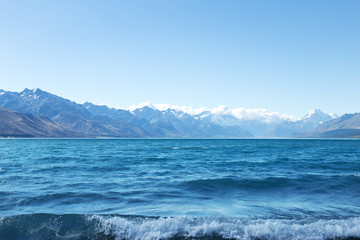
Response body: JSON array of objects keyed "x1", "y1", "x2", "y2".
[
  {"x1": 0, "y1": 88, "x2": 343, "y2": 138},
  {"x1": 130, "y1": 106, "x2": 253, "y2": 137},
  {"x1": 264, "y1": 109, "x2": 337, "y2": 137},
  {"x1": 301, "y1": 109, "x2": 337, "y2": 125},
  {"x1": 127, "y1": 102, "x2": 337, "y2": 137},
  {"x1": 129, "y1": 102, "x2": 297, "y2": 124}
]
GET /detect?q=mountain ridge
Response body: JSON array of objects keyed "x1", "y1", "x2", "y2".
[
  {"x1": 0, "y1": 89, "x2": 153, "y2": 137},
  {"x1": 1, "y1": 88, "x2": 358, "y2": 138},
  {"x1": 294, "y1": 113, "x2": 360, "y2": 138}
]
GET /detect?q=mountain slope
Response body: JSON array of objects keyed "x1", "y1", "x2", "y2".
[
  {"x1": 0, "y1": 89, "x2": 151, "y2": 137},
  {"x1": 295, "y1": 113, "x2": 360, "y2": 138},
  {"x1": 0, "y1": 107, "x2": 73, "y2": 137}
]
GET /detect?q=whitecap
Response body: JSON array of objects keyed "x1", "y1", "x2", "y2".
[{"x1": 89, "y1": 215, "x2": 360, "y2": 240}]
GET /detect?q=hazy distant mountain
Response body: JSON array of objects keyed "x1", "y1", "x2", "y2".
[
  {"x1": 265, "y1": 109, "x2": 337, "y2": 137},
  {"x1": 129, "y1": 103, "x2": 297, "y2": 137},
  {"x1": 295, "y1": 113, "x2": 360, "y2": 138},
  {"x1": 0, "y1": 89, "x2": 151, "y2": 137},
  {"x1": 132, "y1": 106, "x2": 253, "y2": 137},
  {"x1": 82, "y1": 102, "x2": 165, "y2": 136},
  {"x1": 0, "y1": 107, "x2": 72, "y2": 138},
  {"x1": 127, "y1": 104, "x2": 339, "y2": 138},
  {"x1": 175, "y1": 107, "x2": 336, "y2": 137},
  {"x1": 83, "y1": 102, "x2": 134, "y2": 122},
  {"x1": 195, "y1": 110, "x2": 271, "y2": 137}
]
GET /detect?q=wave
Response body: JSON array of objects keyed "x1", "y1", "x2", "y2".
[
  {"x1": 182, "y1": 175, "x2": 360, "y2": 193},
  {"x1": 1, "y1": 214, "x2": 360, "y2": 240}
]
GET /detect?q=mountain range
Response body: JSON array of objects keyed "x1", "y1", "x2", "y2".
[{"x1": 0, "y1": 88, "x2": 358, "y2": 138}]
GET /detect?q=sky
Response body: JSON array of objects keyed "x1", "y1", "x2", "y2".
[{"x1": 0, "y1": 0, "x2": 359, "y2": 117}]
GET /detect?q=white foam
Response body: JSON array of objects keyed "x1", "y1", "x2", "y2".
[{"x1": 90, "y1": 215, "x2": 360, "y2": 240}]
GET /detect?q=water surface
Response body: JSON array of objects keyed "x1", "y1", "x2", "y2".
[{"x1": 0, "y1": 139, "x2": 359, "y2": 239}]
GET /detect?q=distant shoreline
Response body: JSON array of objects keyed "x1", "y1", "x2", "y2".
[{"x1": 1, "y1": 137, "x2": 359, "y2": 140}]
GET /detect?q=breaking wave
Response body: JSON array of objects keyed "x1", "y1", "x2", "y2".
[{"x1": 1, "y1": 214, "x2": 360, "y2": 240}]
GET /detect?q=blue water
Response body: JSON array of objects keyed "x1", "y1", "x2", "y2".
[{"x1": 0, "y1": 139, "x2": 360, "y2": 239}]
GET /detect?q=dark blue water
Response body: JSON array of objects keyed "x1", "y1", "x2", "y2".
[{"x1": 0, "y1": 139, "x2": 360, "y2": 239}]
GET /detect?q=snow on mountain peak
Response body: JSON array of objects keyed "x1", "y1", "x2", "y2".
[
  {"x1": 33, "y1": 88, "x2": 42, "y2": 93},
  {"x1": 210, "y1": 105, "x2": 229, "y2": 114},
  {"x1": 230, "y1": 108, "x2": 298, "y2": 123},
  {"x1": 128, "y1": 102, "x2": 171, "y2": 111},
  {"x1": 330, "y1": 113, "x2": 339, "y2": 119},
  {"x1": 300, "y1": 109, "x2": 337, "y2": 125},
  {"x1": 302, "y1": 109, "x2": 336, "y2": 120},
  {"x1": 128, "y1": 102, "x2": 298, "y2": 123},
  {"x1": 304, "y1": 109, "x2": 324, "y2": 118}
]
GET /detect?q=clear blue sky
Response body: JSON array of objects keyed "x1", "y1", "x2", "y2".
[{"x1": 0, "y1": 0, "x2": 359, "y2": 117}]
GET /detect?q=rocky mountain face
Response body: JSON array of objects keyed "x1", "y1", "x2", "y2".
[
  {"x1": 1, "y1": 88, "x2": 357, "y2": 138},
  {"x1": 0, "y1": 89, "x2": 152, "y2": 137},
  {"x1": 0, "y1": 107, "x2": 72, "y2": 138},
  {"x1": 0, "y1": 89, "x2": 253, "y2": 137}
]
